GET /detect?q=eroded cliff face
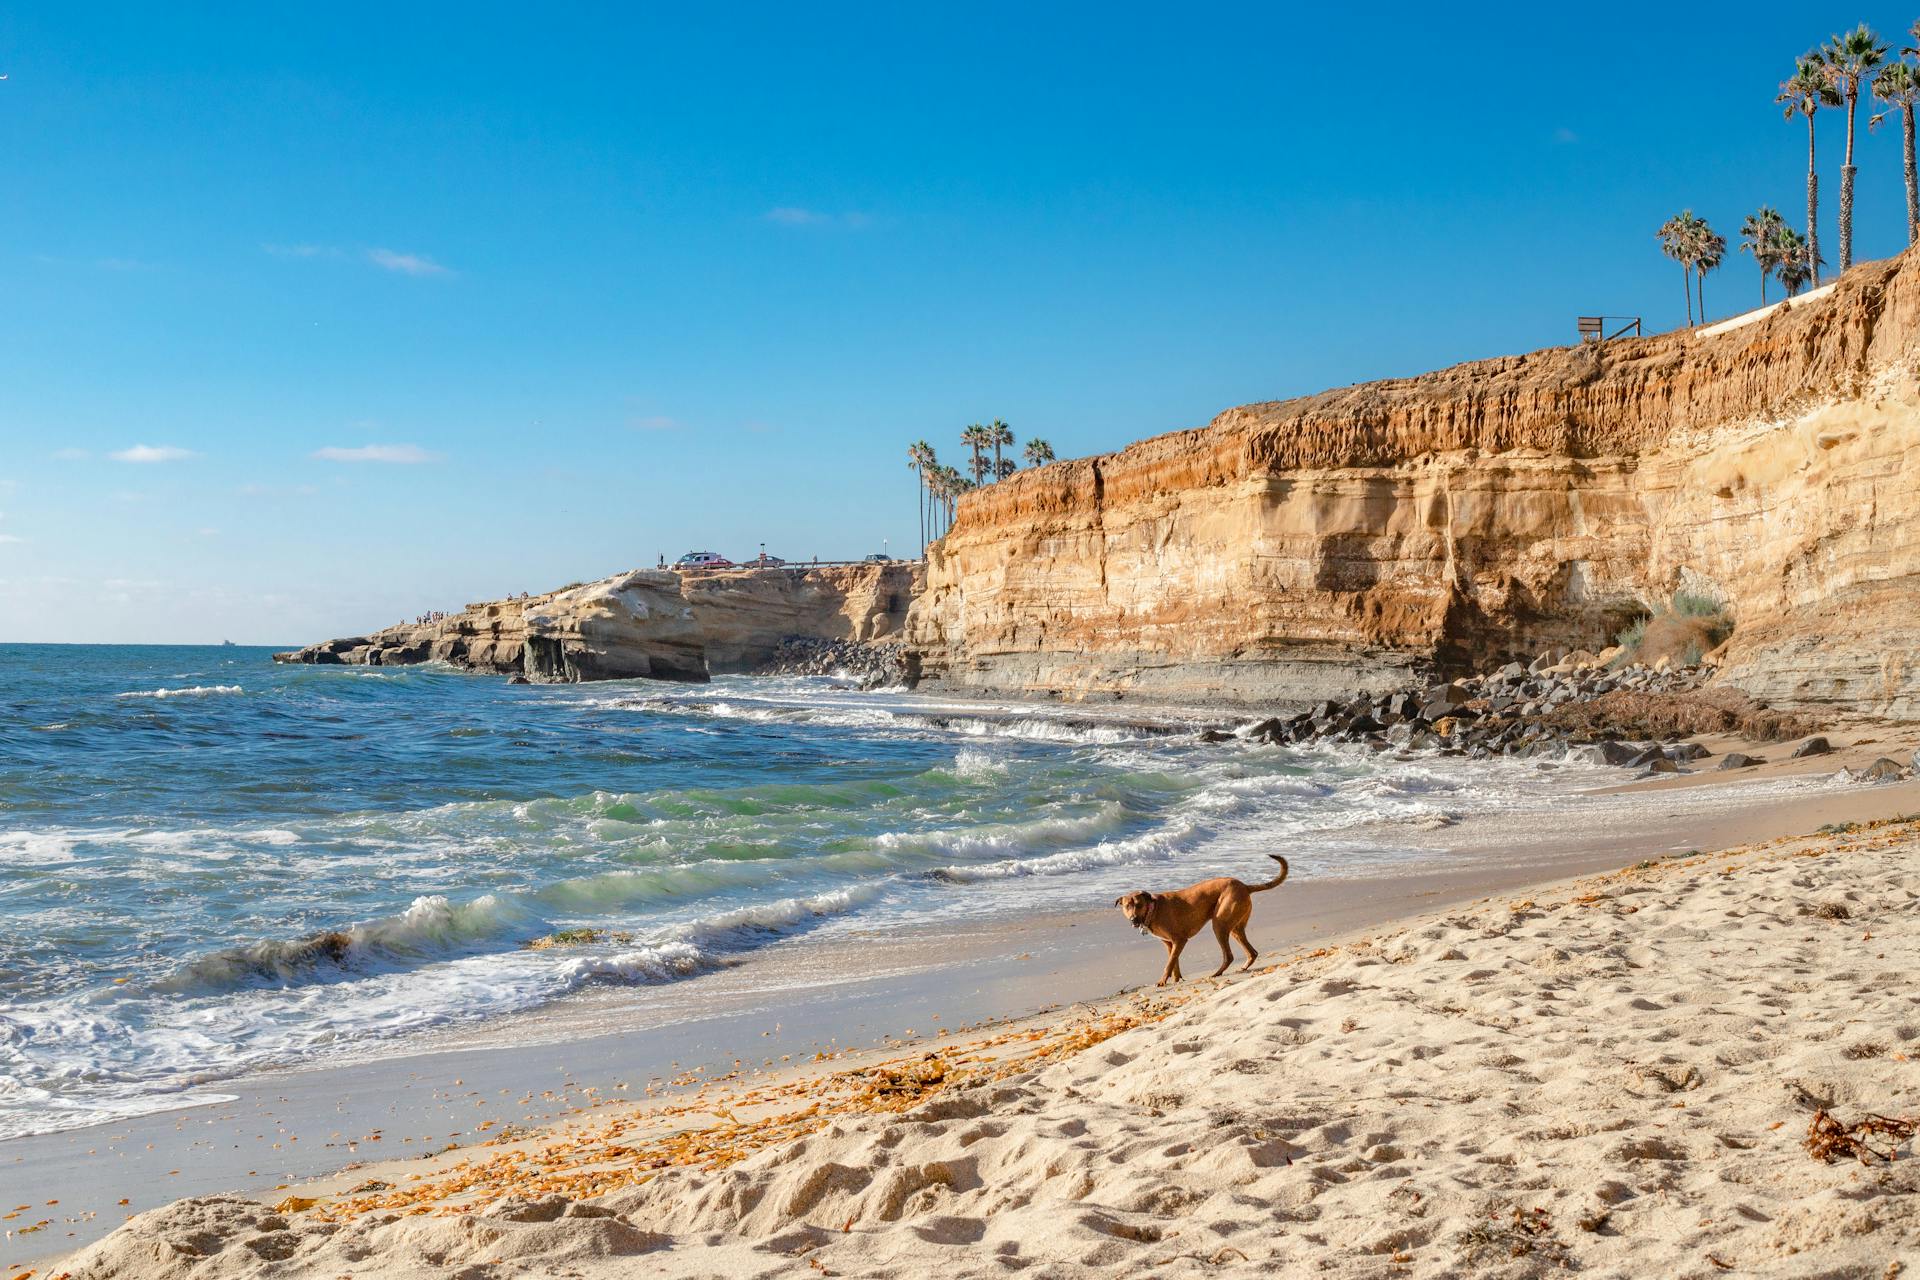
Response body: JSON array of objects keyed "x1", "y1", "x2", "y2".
[
  {"x1": 683, "y1": 563, "x2": 921, "y2": 670},
  {"x1": 907, "y1": 252, "x2": 1920, "y2": 718},
  {"x1": 275, "y1": 563, "x2": 919, "y2": 683}
]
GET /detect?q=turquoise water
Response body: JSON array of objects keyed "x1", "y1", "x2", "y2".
[{"x1": 0, "y1": 643, "x2": 1565, "y2": 1139}]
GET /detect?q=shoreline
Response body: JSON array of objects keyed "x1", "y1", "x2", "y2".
[
  {"x1": 39, "y1": 802, "x2": 1920, "y2": 1277},
  {"x1": 12, "y1": 750, "x2": 1920, "y2": 1275}
]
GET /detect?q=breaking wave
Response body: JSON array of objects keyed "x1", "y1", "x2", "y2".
[
  {"x1": 115, "y1": 684, "x2": 244, "y2": 699},
  {"x1": 155, "y1": 892, "x2": 544, "y2": 994}
]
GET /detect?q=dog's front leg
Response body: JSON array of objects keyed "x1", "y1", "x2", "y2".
[
  {"x1": 1165, "y1": 936, "x2": 1187, "y2": 984},
  {"x1": 1157, "y1": 938, "x2": 1178, "y2": 987}
]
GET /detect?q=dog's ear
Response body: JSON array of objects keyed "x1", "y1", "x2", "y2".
[{"x1": 1113, "y1": 896, "x2": 1123, "y2": 906}]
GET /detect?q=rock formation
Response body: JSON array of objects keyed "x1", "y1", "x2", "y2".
[
  {"x1": 276, "y1": 563, "x2": 921, "y2": 684},
  {"x1": 681, "y1": 563, "x2": 918, "y2": 669},
  {"x1": 276, "y1": 570, "x2": 707, "y2": 682},
  {"x1": 906, "y1": 250, "x2": 1920, "y2": 719}
]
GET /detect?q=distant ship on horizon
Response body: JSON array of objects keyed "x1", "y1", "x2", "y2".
[{"x1": 221, "y1": 639, "x2": 236, "y2": 647}]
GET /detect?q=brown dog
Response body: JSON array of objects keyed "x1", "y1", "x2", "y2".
[{"x1": 1115, "y1": 856, "x2": 1289, "y2": 985}]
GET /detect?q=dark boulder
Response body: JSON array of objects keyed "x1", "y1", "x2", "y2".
[
  {"x1": 1570, "y1": 740, "x2": 1640, "y2": 767},
  {"x1": 1245, "y1": 717, "x2": 1286, "y2": 744}
]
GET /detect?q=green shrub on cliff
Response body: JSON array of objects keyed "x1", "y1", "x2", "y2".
[{"x1": 1612, "y1": 591, "x2": 1734, "y2": 667}]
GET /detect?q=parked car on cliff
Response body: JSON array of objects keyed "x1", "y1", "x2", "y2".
[{"x1": 675, "y1": 551, "x2": 733, "y2": 569}]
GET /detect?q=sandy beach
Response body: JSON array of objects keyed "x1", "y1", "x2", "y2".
[
  {"x1": 19, "y1": 744, "x2": 1920, "y2": 1279},
  {"x1": 23, "y1": 9, "x2": 1920, "y2": 1276}
]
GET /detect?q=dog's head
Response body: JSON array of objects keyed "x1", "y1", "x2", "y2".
[{"x1": 1115, "y1": 890, "x2": 1155, "y2": 930}]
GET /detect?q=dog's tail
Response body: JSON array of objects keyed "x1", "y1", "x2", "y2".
[{"x1": 1249, "y1": 855, "x2": 1289, "y2": 892}]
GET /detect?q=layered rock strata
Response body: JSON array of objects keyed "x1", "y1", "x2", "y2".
[
  {"x1": 275, "y1": 563, "x2": 920, "y2": 684},
  {"x1": 906, "y1": 252, "x2": 1920, "y2": 718},
  {"x1": 681, "y1": 564, "x2": 919, "y2": 669},
  {"x1": 276, "y1": 570, "x2": 707, "y2": 682}
]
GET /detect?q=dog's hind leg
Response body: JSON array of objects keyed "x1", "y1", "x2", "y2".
[
  {"x1": 1209, "y1": 918, "x2": 1235, "y2": 977},
  {"x1": 1232, "y1": 923, "x2": 1257, "y2": 971}
]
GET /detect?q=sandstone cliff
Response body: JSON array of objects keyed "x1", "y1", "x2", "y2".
[
  {"x1": 907, "y1": 251, "x2": 1920, "y2": 718},
  {"x1": 683, "y1": 563, "x2": 919, "y2": 669},
  {"x1": 277, "y1": 562, "x2": 920, "y2": 683}
]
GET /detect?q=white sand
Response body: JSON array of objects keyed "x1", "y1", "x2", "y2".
[{"x1": 48, "y1": 816, "x2": 1920, "y2": 1278}]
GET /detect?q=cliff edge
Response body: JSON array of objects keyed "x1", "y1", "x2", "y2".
[
  {"x1": 906, "y1": 251, "x2": 1920, "y2": 718},
  {"x1": 276, "y1": 562, "x2": 921, "y2": 684}
]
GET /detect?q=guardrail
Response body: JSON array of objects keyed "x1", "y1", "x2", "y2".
[{"x1": 671, "y1": 559, "x2": 925, "y2": 576}]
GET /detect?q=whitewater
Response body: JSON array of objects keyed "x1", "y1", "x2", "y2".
[{"x1": 0, "y1": 641, "x2": 1756, "y2": 1141}]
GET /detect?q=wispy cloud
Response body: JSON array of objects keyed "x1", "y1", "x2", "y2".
[
  {"x1": 311, "y1": 443, "x2": 440, "y2": 464},
  {"x1": 265, "y1": 244, "x2": 455, "y2": 276},
  {"x1": 0, "y1": 534, "x2": 25, "y2": 546},
  {"x1": 110, "y1": 444, "x2": 195, "y2": 464},
  {"x1": 765, "y1": 207, "x2": 871, "y2": 230},
  {"x1": 367, "y1": 248, "x2": 452, "y2": 277},
  {"x1": 628, "y1": 415, "x2": 680, "y2": 431}
]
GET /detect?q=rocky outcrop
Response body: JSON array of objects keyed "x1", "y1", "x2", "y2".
[
  {"x1": 276, "y1": 570, "x2": 707, "y2": 682},
  {"x1": 275, "y1": 563, "x2": 920, "y2": 684},
  {"x1": 754, "y1": 636, "x2": 907, "y2": 686},
  {"x1": 681, "y1": 563, "x2": 920, "y2": 670},
  {"x1": 907, "y1": 250, "x2": 1920, "y2": 719}
]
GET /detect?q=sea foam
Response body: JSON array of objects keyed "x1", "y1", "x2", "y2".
[{"x1": 115, "y1": 684, "x2": 244, "y2": 699}]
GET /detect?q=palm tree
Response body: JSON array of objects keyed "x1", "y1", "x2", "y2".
[
  {"x1": 1874, "y1": 60, "x2": 1920, "y2": 245},
  {"x1": 1740, "y1": 207, "x2": 1787, "y2": 304},
  {"x1": 996, "y1": 457, "x2": 1017, "y2": 479},
  {"x1": 934, "y1": 464, "x2": 967, "y2": 536},
  {"x1": 959, "y1": 423, "x2": 992, "y2": 485},
  {"x1": 1659, "y1": 211, "x2": 1704, "y2": 325},
  {"x1": 1023, "y1": 438, "x2": 1056, "y2": 467},
  {"x1": 923, "y1": 466, "x2": 944, "y2": 540},
  {"x1": 986, "y1": 419, "x2": 1014, "y2": 480},
  {"x1": 1692, "y1": 223, "x2": 1726, "y2": 323},
  {"x1": 1780, "y1": 56, "x2": 1840, "y2": 286},
  {"x1": 1823, "y1": 25, "x2": 1888, "y2": 273},
  {"x1": 907, "y1": 440, "x2": 936, "y2": 551},
  {"x1": 1774, "y1": 227, "x2": 1821, "y2": 295}
]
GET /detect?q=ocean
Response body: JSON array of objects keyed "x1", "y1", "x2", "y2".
[{"x1": 0, "y1": 642, "x2": 1629, "y2": 1142}]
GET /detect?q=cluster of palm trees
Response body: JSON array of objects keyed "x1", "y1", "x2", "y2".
[
  {"x1": 1659, "y1": 22, "x2": 1920, "y2": 325},
  {"x1": 906, "y1": 424, "x2": 1057, "y2": 547}
]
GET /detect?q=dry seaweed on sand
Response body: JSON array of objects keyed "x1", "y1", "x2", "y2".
[
  {"x1": 303, "y1": 994, "x2": 1189, "y2": 1223},
  {"x1": 1453, "y1": 1204, "x2": 1571, "y2": 1268},
  {"x1": 1805, "y1": 1108, "x2": 1918, "y2": 1165}
]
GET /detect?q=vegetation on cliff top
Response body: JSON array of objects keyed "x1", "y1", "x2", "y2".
[
  {"x1": 1662, "y1": 21, "x2": 1920, "y2": 325},
  {"x1": 908, "y1": 425, "x2": 1056, "y2": 551}
]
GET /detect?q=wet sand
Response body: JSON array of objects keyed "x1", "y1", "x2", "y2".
[{"x1": 10, "y1": 740, "x2": 1919, "y2": 1271}]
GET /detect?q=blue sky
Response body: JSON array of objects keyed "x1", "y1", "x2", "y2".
[{"x1": 3, "y1": 2, "x2": 1915, "y2": 643}]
